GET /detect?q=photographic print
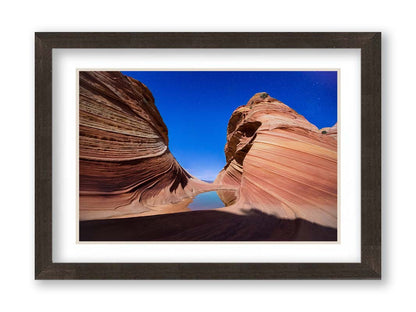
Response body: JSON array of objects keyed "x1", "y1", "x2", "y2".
[{"x1": 78, "y1": 70, "x2": 338, "y2": 242}]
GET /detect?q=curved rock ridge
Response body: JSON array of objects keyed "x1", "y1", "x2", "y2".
[
  {"x1": 320, "y1": 123, "x2": 338, "y2": 139},
  {"x1": 215, "y1": 92, "x2": 338, "y2": 228},
  {"x1": 79, "y1": 71, "x2": 212, "y2": 220}
]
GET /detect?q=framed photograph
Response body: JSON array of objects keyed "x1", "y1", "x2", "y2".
[{"x1": 35, "y1": 32, "x2": 381, "y2": 279}]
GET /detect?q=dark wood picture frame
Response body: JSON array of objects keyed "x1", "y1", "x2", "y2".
[{"x1": 35, "y1": 32, "x2": 381, "y2": 279}]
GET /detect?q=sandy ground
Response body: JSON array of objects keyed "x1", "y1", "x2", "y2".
[{"x1": 79, "y1": 208, "x2": 337, "y2": 241}]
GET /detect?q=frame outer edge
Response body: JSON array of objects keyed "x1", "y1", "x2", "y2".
[
  {"x1": 360, "y1": 33, "x2": 382, "y2": 278},
  {"x1": 35, "y1": 33, "x2": 53, "y2": 278},
  {"x1": 34, "y1": 32, "x2": 382, "y2": 279}
]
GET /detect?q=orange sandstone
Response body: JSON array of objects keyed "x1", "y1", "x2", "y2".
[
  {"x1": 215, "y1": 92, "x2": 337, "y2": 228},
  {"x1": 79, "y1": 71, "x2": 215, "y2": 220}
]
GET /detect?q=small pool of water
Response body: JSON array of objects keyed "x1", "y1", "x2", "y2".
[{"x1": 188, "y1": 191, "x2": 225, "y2": 210}]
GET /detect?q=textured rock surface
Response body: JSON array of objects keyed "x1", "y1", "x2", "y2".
[
  {"x1": 320, "y1": 123, "x2": 338, "y2": 139},
  {"x1": 79, "y1": 71, "x2": 212, "y2": 220},
  {"x1": 215, "y1": 93, "x2": 338, "y2": 228}
]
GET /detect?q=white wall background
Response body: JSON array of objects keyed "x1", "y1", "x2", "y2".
[{"x1": 0, "y1": 1, "x2": 413, "y2": 311}]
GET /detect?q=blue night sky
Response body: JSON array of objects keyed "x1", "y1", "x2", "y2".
[{"x1": 122, "y1": 71, "x2": 337, "y2": 181}]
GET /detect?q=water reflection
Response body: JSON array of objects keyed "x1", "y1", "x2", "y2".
[{"x1": 188, "y1": 191, "x2": 225, "y2": 210}]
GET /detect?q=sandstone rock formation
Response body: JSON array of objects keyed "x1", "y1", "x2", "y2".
[
  {"x1": 320, "y1": 123, "x2": 338, "y2": 139},
  {"x1": 79, "y1": 77, "x2": 338, "y2": 241},
  {"x1": 215, "y1": 92, "x2": 338, "y2": 228},
  {"x1": 79, "y1": 71, "x2": 212, "y2": 220}
]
